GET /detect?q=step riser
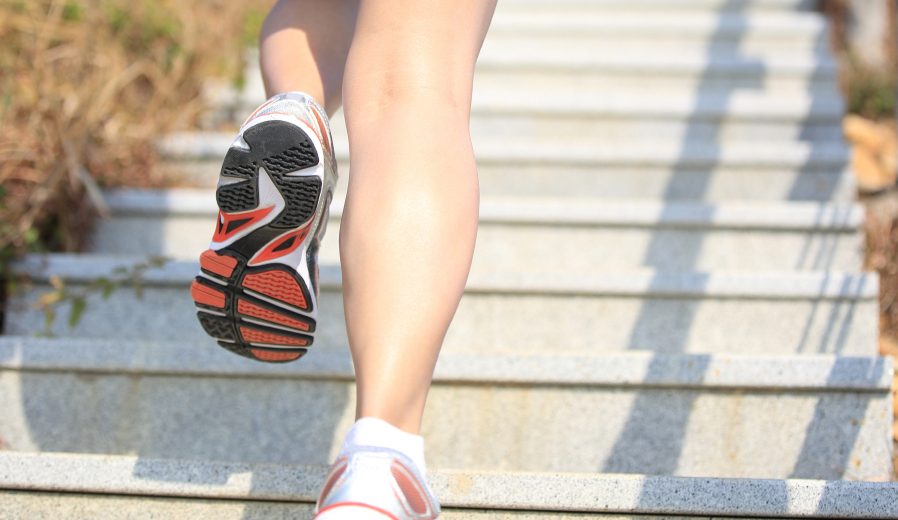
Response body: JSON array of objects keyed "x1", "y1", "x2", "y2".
[
  {"x1": 2, "y1": 496, "x2": 543, "y2": 520},
  {"x1": 163, "y1": 159, "x2": 854, "y2": 202},
  {"x1": 0, "y1": 493, "x2": 322, "y2": 520},
  {"x1": 0, "y1": 370, "x2": 890, "y2": 480},
  {"x1": 89, "y1": 216, "x2": 864, "y2": 272},
  {"x1": 1, "y1": 494, "x2": 606, "y2": 520},
  {"x1": 5, "y1": 280, "x2": 879, "y2": 356}
]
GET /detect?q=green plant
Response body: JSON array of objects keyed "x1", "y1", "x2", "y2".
[{"x1": 31, "y1": 256, "x2": 169, "y2": 335}]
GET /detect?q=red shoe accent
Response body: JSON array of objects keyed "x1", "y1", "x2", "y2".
[
  {"x1": 248, "y1": 222, "x2": 313, "y2": 266},
  {"x1": 391, "y1": 461, "x2": 430, "y2": 516},
  {"x1": 318, "y1": 458, "x2": 349, "y2": 509},
  {"x1": 212, "y1": 206, "x2": 274, "y2": 243},
  {"x1": 191, "y1": 281, "x2": 226, "y2": 308},
  {"x1": 238, "y1": 298, "x2": 311, "y2": 331},
  {"x1": 240, "y1": 326, "x2": 310, "y2": 346},
  {"x1": 250, "y1": 348, "x2": 304, "y2": 362},
  {"x1": 311, "y1": 106, "x2": 332, "y2": 152},
  {"x1": 241, "y1": 270, "x2": 309, "y2": 310},
  {"x1": 199, "y1": 249, "x2": 238, "y2": 278}
]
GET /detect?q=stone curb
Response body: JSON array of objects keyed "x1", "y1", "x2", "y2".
[
  {"x1": 1, "y1": 336, "x2": 892, "y2": 391},
  {"x1": 1, "y1": 452, "x2": 896, "y2": 518},
  {"x1": 11, "y1": 254, "x2": 879, "y2": 299}
]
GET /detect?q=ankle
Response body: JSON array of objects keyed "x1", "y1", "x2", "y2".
[{"x1": 339, "y1": 417, "x2": 427, "y2": 474}]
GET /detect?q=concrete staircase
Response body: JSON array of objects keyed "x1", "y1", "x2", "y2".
[{"x1": 3, "y1": 0, "x2": 897, "y2": 517}]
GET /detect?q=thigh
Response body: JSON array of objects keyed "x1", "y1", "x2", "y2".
[{"x1": 343, "y1": 0, "x2": 497, "y2": 115}]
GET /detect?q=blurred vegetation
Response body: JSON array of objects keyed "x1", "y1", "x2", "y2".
[
  {"x1": 0, "y1": 0, "x2": 271, "y2": 266},
  {"x1": 822, "y1": 0, "x2": 898, "y2": 120},
  {"x1": 843, "y1": 54, "x2": 897, "y2": 120}
]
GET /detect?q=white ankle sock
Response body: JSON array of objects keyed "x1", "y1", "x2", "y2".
[{"x1": 339, "y1": 417, "x2": 427, "y2": 474}]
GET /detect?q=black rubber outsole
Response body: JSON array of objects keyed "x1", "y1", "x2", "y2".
[{"x1": 192, "y1": 120, "x2": 327, "y2": 363}]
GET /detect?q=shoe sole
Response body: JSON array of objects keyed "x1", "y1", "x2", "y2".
[{"x1": 192, "y1": 119, "x2": 330, "y2": 363}]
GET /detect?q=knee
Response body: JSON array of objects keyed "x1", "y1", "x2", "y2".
[{"x1": 343, "y1": 67, "x2": 471, "y2": 125}]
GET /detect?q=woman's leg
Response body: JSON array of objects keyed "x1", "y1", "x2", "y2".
[
  {"x1": 340, "y1": 0, "x2": 497, "y2": 434},
  {"x1": 259, "y1": 0, "x2": 358, "y2": 115}
]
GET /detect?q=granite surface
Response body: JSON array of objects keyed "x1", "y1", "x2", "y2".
[
  {"x1": 5, "y1": 256, "x2": 880, "y2": 356},
  {"x1": 0, "y1": 346, "x2": 892, "y2": 479},
  {"x1": 1, "y1": 452, "x2": 896, "y2": 518}
]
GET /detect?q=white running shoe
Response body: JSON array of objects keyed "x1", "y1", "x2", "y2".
[
  {"x1": 191, "y1": 92, "x2": 337, "y2": 363},
  {"x1": 314, "y1": 446, "x2": 441, "y2": 520}
]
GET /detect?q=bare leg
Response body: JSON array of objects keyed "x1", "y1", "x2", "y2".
[
  {"x1": 259, "y1": 0, "x2": 358, "y2": 115},
  {"x1": 340, "y1": 0, "x2": 497, "y2": 433}
]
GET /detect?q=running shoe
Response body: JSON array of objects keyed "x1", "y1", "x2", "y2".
[
  {"x1": 314, "y1": 446, "x2": 441, "y2": 520},
  {"x1": 191, "y1": 92, "x2": 337, "y2": 363}
]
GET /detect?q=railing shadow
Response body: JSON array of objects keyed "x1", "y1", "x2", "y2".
[{"x1": 603, "y1": 0, "x2": 863, "y2": 482}]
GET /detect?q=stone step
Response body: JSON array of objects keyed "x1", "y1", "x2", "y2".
[
  {"x1": 90, "y1": 189, "x2": 864, "y2": 272},
  {"x1": 168, "y1": 161, "x2": 855, "y2": 204},
  {"x1": 223, "y1": 15, "x2": 837, "y2": 119},
  {"x1": 159, "y1": 132, "x2": 853, "y2": 202},
  {"x1": 380, "y1": 88, "x2": 846, "y2": 142},
  {"x1": 479, "y1": 40, "x2": 833, "y2": 74},
  {"x1": 484, "y1": 9, "x2": 827, "y2": 39},
  {"x1": 6, "y1": 254, "x2": 879, "y2": 356},
  {"x1": 3, "y1": 452, "x2": 897, "y2": 519},
  {"x1": 0, "y1": 336, "x2": 892, "y2": 479},
  {"x1": 476, "y1": 34, "x2": 829, "y2": 57},
  {"x1": 207, "y1": 85, "x2": 848, "y2": 144},
  {"x1": 233, "y1": 42, "x2": 838, "y2": 103},
  {"x1": 162, "y1": 132, "x2": 851, "y2": 166},
  {"x1": 217, "y1": 50, "x2": 840, "y2": 129},
  {"x1": 497, "y1": 0, "x2": 818, "y2": 11},
  {"x1": 165, "y1": 156, "x2": 854, "y2": 203}
]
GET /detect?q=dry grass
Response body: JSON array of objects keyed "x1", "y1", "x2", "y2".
[{"x1": 0, "y1": 0, "x2": 270, "y2": 261}]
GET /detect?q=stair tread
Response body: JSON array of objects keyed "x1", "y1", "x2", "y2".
[
  {"x1": 158, "y1": 131, "x2": 851, "y2": 166},
  {"x1": 101, "y1": 188, "x2": 864, "y2": 230},
  {"x1": 487, "y1": 10, "x2": 828, "y2": 32},
  {"x1": 209, "y1": 84, "x2": 846, "y2": 119},
  {"x1": 499, "y1": 0, "x2": 816, "y2": 12},
  {"x1": 2, "y1": 335, "x2": 891, "y2": 390},
  {"x1": 2, "y1": 452, "x2": 896, "y2": 518},
  {"x1": 11, "y1": 253, "x2": 879, "y2": 300}
]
